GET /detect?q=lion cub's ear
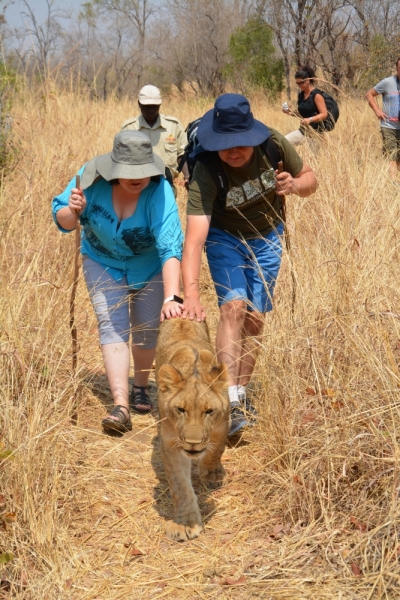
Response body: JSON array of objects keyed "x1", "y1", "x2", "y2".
[
  {"x1": 209, "y1": 362, "x2": 229, "y2": 393},
  {"x1": 158, "y1": 364, "x2": 185, "y2": 392},
  {"x1": 169, "y1": 346, "x2": 197, "y2": 378}
]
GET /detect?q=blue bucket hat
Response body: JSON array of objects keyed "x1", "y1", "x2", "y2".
[{"x1": 196, "y1": 93, "x2": 270, "y2": 151}]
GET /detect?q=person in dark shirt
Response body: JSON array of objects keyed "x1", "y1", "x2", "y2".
[
  {"x1": 182, "y1": 94, "x2": 318, "y2": 436},
  {"x1": 283, "y1": 65, "x2": 328, "y2": 146}
]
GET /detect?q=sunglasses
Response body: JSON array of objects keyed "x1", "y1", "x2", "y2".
[{"x1": 295, "y1": 79, "x2": 307, "y2": 85}]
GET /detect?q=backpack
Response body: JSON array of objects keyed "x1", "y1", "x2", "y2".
[
  {"x1": 311, "y1": 89, "x2": 339, "y2": 132},
  {"x1": 177, "y1": 117, "x2": 202, "y2": 181}
]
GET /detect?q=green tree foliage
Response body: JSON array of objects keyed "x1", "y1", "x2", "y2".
[
  {"x1": 224, "y1": 18, "x2": 284, "y2": 97},
  {"x1": 356, "y1": 34, "x2": 400, "y2": 90}
]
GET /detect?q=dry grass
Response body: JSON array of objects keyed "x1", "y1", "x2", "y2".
[{"x1": 1, "y1": 82, "x2": 400, "y2": 599}]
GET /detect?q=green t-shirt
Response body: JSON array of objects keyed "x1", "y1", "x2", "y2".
[{"x1": 187, "y1": 128, "x2": 303, "y2": 239}]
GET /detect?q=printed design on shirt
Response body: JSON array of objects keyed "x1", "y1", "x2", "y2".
[
  {"x1": 81, "y1": 217, "x2": 114, "y2": 258},
  {"x1": 121, "y1": 227, "x2": 155, "y2": 255},
  {"x1": 225, "y1": 169, "x2": 276, "y2": 210},
  {"x1": 91, "y1": 203, "x2": 115, "y2": 224}
]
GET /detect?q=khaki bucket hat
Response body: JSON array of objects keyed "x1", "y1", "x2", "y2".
[{"x1": 81, "y1": 130, "x2": 165, "y2": 189}]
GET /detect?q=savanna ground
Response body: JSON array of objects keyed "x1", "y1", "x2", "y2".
[{"x1": 1, "y1": 82, "x2": 400, "y2": 599}]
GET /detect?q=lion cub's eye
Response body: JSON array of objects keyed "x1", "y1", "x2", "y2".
[
  {"x1": 176, "y1": 407, "x2": 186, "y2": 414},
  {"x1": 205, "y1": 409, "x2": 214, "y2": 415}
]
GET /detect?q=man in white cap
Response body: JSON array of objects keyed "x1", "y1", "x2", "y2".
[{"x1": 121, "y1": 85, "x2": 188, "y2": 185}]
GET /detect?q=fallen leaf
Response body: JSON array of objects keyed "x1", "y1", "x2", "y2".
[
  {"x1": 331, "y1": 400, "x2": 344, "y2": 410},
  {"x1": 341, "y1": 548, "x2": 351, "y2": 558},
  {"x1": 0, "y1": 553, "x2": 14, "y2": 565},
  {"x1": 65, "y1": 579, "x2": 73, "y2": 589},
  {"x1": 20, "y1": 570, "x2": 28, "y2": 587},
  {"x1": 305, "y1": 387, "x2": 316, "y2": 395},
  {"x1": 351, "y1": 561, "x2": 362, "y2": 577},
  {"x1": 0, "y1": 495, "x2": 6, "y2": 506},
  {"x1": 321, "y1": 388, "x2": 335, "y2": 397},
  {"x1": 137, "y1": 497, "x2": 151, "y2": 505},
  {"x1": 3, "y1": 513, "x2": 16, "y2": 523},
  {"x1": 220, "y1": 575, "x2": 247, "y2": 586},
  {"x1": 115, "y1": 509, "x2": 124, "y2": 517},
  {"x1": 129, "y1": 547, "x2": 145, "y2": 556},
  {"x1": 301, "y1": 412, "x2": 316, "y2": 424}
]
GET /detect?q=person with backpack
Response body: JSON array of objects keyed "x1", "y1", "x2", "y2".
[
  {"x1": 181, "y1": 93, "x2": 318, "y2": 436},
  {"x1": 366, "y1": 58, "x2": 400, "y2": 180},
  {"x1": 283, "y1": 65, "x2": 333, "y2": 146}
]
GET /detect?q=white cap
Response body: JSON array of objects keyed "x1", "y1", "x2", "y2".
[{"x1": 138, "y1": 85, "x2": 162, "y2": 105}]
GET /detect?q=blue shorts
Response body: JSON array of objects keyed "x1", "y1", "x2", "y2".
[{"x1": 205, "y1": 224, "x2": 284, "y2": 313}]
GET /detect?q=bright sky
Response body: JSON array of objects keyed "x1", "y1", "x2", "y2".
[{"x1": 4, "y1": 0, "x2": 83, "y2": 27}]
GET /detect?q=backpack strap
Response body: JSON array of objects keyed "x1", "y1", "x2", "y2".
[
  {"x1": 260, "y1": 136, "x2": 281, "y2": 171},
  {"x1": 199, "y1": 151, "x2": 229, "y2": 201},
  {"x1": 308, "y1": 88, "x2": 323, "y2": 114}
]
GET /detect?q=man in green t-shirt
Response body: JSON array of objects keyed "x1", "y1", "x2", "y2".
[{"x1": 181, "y1": 93, "x2": 318, "y2": 436}]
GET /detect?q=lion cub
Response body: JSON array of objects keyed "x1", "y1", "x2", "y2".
[{"x1": 155, "y1": 318, "x2": 230, "y2": 542}]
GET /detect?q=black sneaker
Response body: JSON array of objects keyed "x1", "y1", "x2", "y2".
[{"x1": 229, "y1": 405, "x2": 249, "y2": 436}]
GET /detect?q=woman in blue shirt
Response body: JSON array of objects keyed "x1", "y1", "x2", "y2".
[{"x1": 53, "y1": 130, "x2": 184, "y2": 433}]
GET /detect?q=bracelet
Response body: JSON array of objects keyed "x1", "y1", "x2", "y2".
[{"x1": 163, "y1": 295, "x2": 184, "y2": 305}]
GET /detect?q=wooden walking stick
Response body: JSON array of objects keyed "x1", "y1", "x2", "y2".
[
  {"x1": 69, "y1": 174, "x2": 81, "y2": 424},
  {"x1": 278, "y1": 161, "x2": 296, "y2": 316}
]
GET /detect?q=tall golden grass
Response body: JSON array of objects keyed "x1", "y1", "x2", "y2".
[{"x1": 1, "y1": 81, "x2": 400, "y2": 598}]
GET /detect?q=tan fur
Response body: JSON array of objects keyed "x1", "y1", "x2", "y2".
[{"x1": 155, "y1": 319, "x2": 230, "y2": 541}]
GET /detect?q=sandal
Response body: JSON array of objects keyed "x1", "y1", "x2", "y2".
[
  {"x1": 130, "y1": 385, "x2": 152, "y2": 414},
  {"x1": 102, "y1": 405, "x2": 132, "y2": 433}
]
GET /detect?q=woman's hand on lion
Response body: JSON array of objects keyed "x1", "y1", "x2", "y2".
[
  {"x1": 160, "y1": 300, "x2": 185, "y2": 322},
  {"x1": 181, "y1": 297, "x2": 206, "y2": 322}
]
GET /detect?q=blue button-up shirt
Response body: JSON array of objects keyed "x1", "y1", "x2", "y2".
[{"x1": 52, "y1": 169, "x2": 183, "y2": 289}]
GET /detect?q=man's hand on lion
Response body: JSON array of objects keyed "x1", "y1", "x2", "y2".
[
  {"x1": 181, "y1": 297, "x2": 206, "y2": 322},
  {"x1": 160, "y1": 300, "x2": 185, "y2": 323}
]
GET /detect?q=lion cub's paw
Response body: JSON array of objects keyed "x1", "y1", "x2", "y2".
[
  {"x1": 165, "y1": 520, "x2": 203, "y2": 541},
  {"x1": 199, "y1": 464, "x2": 226, "y2": 489}
]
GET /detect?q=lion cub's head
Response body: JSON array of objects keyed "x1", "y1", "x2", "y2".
[{"x1": 158, "y1": 346, "x2": 229, "y2": 457}]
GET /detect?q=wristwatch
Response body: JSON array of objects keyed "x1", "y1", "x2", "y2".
[{"x1": 163, "y1": 295, "x2": 184, "y2": 305}]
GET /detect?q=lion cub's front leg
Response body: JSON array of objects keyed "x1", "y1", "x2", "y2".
[
  {"x1": 198, "y1": 439, "x2": 227, "y2": 489},
  {"x1": 160, "y1": 440, "x2": 203, "y2": 541}
]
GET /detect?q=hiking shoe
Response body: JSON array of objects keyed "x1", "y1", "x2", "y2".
[{"x1": 228, "y1": 405, "x2": 249, "y2": 437}]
